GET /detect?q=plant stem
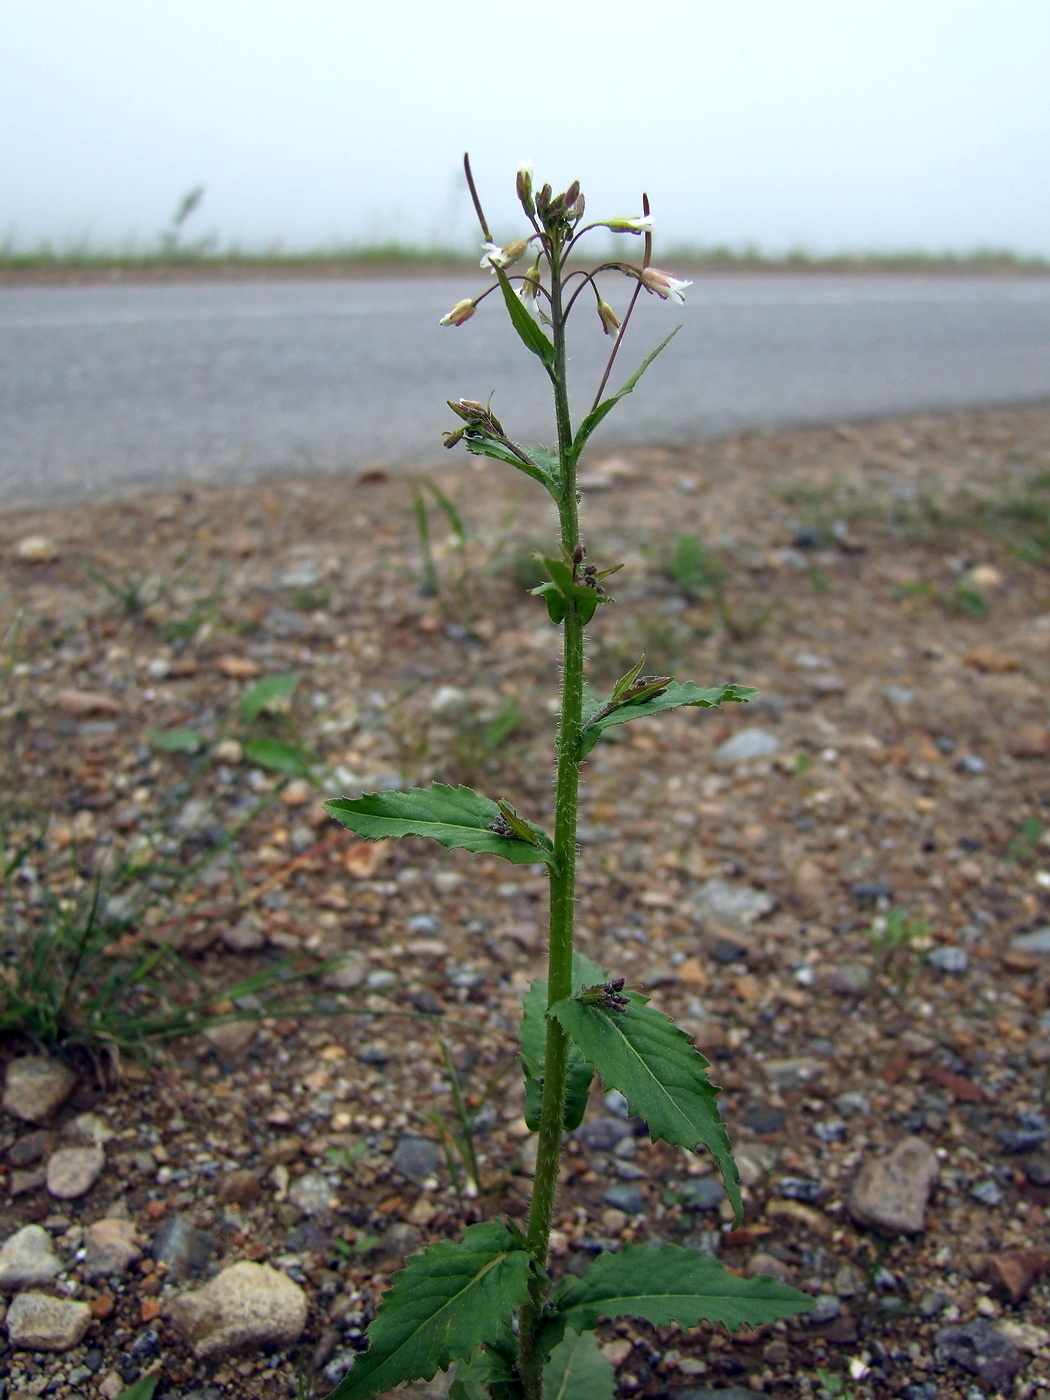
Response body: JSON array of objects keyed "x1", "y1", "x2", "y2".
[{"x1": 518, "y1": 244, "x2": 584, "y2": 1399}]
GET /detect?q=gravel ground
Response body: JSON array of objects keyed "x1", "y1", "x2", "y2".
[{"x1": 0, "y1": 402, "x2": 1049, "y2": 1399}]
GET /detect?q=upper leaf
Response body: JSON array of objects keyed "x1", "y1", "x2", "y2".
[
  {"x1": 239, "y1": 671, "x2": 299, "y2": 722},
  {"x1": 572, "y1": 327, "x2": 680, "y2": 457},
  {"x1": 328, "y1": 1222, "x2": 533, "y2": 1400},
  {"x1": 325, "y1": 785, "x2": 555, "y2": 868},
  {"x1": 520, "y1": 951, "x2": 608, "y2": 1133},
  {"x1": 463, "y1": 436, "x2": 558, "y2": 494},
  {"x1": 543, "y1": 1329, "x2": 615, "y2": 1400},
  {"x1": 495, "y1": 267, "x2": 555, "y2": 367},
  {"x1": 550, "y1": 1244, "x2": 813, "y2": 1342},
  {"x1": 549, "y1": 991, "x2": 742, "y2": 1221},
  {"x1": 531, "y1": 555, "x2": 609, "y2": 627},
  {"x1": 579, "y1": 680, "x2": 756, "y2": 757}
]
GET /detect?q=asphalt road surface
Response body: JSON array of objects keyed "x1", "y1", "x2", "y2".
[{"x1": 3, "y1": 275, "x2": 1050, "y2": 508}]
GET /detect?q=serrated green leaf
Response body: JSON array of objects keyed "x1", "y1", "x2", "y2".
[
  {"x1": 239, "y1": 671, "x2": 298, "y2": 722},
  {"x1": 464, "y1": 436, "x2": 557, "y2": 493},
  {"x1": 147, "y1": 726, "x2": 202, "y2": 754},
  {"x1": 572, "y1": 326, "x2": 680, "y2": 456},
  {"x1": 328, "y1": 1222, "x2": 532, "y2": 1400},
  {"x1": 242, "y1": 737, "x2": 313, "y2": 777},
  {"x1": 543, "y1": 1329, "x2": 614, "y2": 1400},
  {"x1": 325, "y1": 784, "x2": 555, "y2": 868},
  {"x1": 449, "y1": 1341, "x2": 518, "y2": 1400},
  {"x1": 579, "y1": 680, "x2": 756, "y2": 758},
  {"x1": 114, "y1": 1378, "x2": 158, "y2": 1400},
  {"x1": 521, "y1": 952, "x2": 608, "y2": 1132},
  {"x1": 495, "y1": 266, "x2": 555, "y2": 366},
  {"x1": 548, "y1": 1244, "x2": 812, "y2": 1346},
  {"x1": 549, "y1": 991, "x2": 742, "y2": 1221}
]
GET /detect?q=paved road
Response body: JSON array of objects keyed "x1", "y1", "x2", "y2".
[{"x1": 3, "y1": 275, "x2": 1050, "y2": 508}]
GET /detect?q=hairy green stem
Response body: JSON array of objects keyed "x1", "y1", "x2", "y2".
[{"x1": 518, "y1": 245, "x2": 583, "y2": 1400}]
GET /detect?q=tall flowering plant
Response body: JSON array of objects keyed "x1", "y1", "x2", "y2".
[{"x1": 326, "y1": 158, "x2": 811, "y2": 1400}]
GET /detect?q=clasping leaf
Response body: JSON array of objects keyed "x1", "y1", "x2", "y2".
[
  {"x1": 325, "y1": 784, "x2": 555, "y2": 868},
  {"x1": 520, "y1": 951, "x2": 608, "y2": 1132}
]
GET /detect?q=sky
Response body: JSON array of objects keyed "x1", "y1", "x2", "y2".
[{"x1": 3, "y1": 0, "x2": 1049, "y2": 257}]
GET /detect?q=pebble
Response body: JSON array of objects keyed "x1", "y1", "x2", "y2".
[
  {"x1": 977, "y1": 1248, "x2": 1048, "y2": 1304},
  {"x1": 393, "y1": 1136, "x2": 442, "y2": 1183},
  {"x1": 217, "y1": 1169, "x2": 263, "y2": 1206},
  {"x1": 935, "y1": 1318, "x2": 1023, "y2": 1390},
  {"x1": 806, "y1": 1294, "x2": 841, "y2": 1324},
  {"x1": 380, "y1": 1222, "x2": 421, "y2": 1260},
  {"x1": 82, "y1": 1219, "x2": 142, "y2": 1280},
  {"x1": 204, "y1": 1022, "x2": 257, "y2": 1057},
  {"x1": 166, "y1": 1261, "x2": 307, "y2": 1359},
  {"x1": 733, "y1": 1143, "x2": 775, "y2": 1187},
  {"x1": 6, "y1": 1293, "x2": 92, "y2": 1350},
  {"x1": 14, "y1": 535, "x2": 60, "y2": 563},
  {"x1": 0, "y1": 1225, "x2": 63, "y2": 1291},
  {"x1": 714, "y1": 728, "x2": 780, "y2": 765},
  {"x1": 674, "y1": 1391, "x2": 766, "y2": 1400},
  {"x1": 322, "y1": 952, "x2": 368, "y2": 990},
  {"x1": 828, "y1": 962, "x2": 873, "y2": 996},
  {"x1": 997, "y1": 1319, "x2": 1050, "y2": 1353},
  {"x1": 53, "y1": 689, "x2": 122, "y2": 717},
  {"x1": 832, "y1": 1262, "x2": 867, "y2": 1298},
  {"x1": 745, "y1": 1252, "x2": 792, "y2": 1282},
  {"x1": 835, "y1": 1091, "x2": 870, "y2": 1117},
  {"x1": 777, "y1": 1177, "x2": 822, "y2": 1203},
  {"x1": 762, "y1": 1057, "x2": 824, "y2": 1091},
  {"x1": 679, "y1": 1178, "x2": 725, "y2": 1211},
  {"x1": 1012, "y1": 926, "x2": 1050, "y2": 954},
  {"x1": 741, "y1": 1105, "x2": 786, "y2": 1134},
  {"x1": 221, "y1": 918, "x2": 266, "y2": 953},
  {"x1": 927, "y1": 946, "x2": 969, "y2": 974},
  {"x1": 970, "y1": 1179, "x2": 1003, "y2": 1207},
  {"x1": 575, "y1": 1119, "x2": 633, "y2": 1152},
  {"x1": 46, "y1": 1147, "x2": 104, "y2": 1200},
  {"x1": 288, "y1": 1172, "x2": 334, "y2": 1216},
  {"x1": 7, "y1": 1129, "x2": 55, "y2": 1167},
  {"x1": 2, "y1": 1057, "x2": 76, "y2": 1124},
  {"x1": 153, "y1": 1214, "x2": 218, "y2": 1277},
  {"x1": 602, "y1": 1183, "x2": 645, "y2": 1216},
  {"x1": 66, "y1": 1112, "x2": 116, "y2": 1148},
  {"x1": 690, "y1": 878, "x2": 775, "y2": 929},
  {"x1": 847, "y1": 1135, "x2": 939, "y2": 1235}
]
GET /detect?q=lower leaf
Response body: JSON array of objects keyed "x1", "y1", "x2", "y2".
[{"x1": 543, "y1": 1330, "x2": 614, "y2": 1400}]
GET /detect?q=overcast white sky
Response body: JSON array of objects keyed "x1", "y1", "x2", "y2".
[{"x1": 3, "y1": 0, "x2": 1049, "y2": 256}]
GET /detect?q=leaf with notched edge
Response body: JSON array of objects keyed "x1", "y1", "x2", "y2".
[
  {"x1": 521, "y1": 951, "x2": 608, "y2": 1132},
  {"x1": 579, "y1": 680, "x2": 755, "y2": 757}
]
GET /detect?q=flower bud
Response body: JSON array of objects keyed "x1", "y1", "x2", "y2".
[
  {"x1": 516, "y1": 161, "x2": 535, "y2": 215},
  {"x1": 517, "y1": 264, "x2": 543, "y2": 322},
  {"x1": 439, "y1": 298, "x2": 477, "y2": 327},
  {"x1": 604, "y1": 215, "x2": 653, "y2": 235},
  {"x1": 536, "y1": 183, "x2": 553, "y2": 214},
  {"x1": 480, "y1": 238, "x2": 530, "y2": 273},
  {"x1": 563, "y1": 180, "x2": 580, "y2": 208},
  {"x1": 443, "y1": 427, "x2": 466, "y2": 449},
  {"x1": 570, "y1": 193, "x2": 586, "y2": 223},
  {"x1": 596, "y1": 300, "x2": 621, "y2": 338},
  {"x1": 500, "y1": 239, "x2": 529, "y2": 269},
  {"x1": 641, "y1": 267, "x2": 692, "y2": 304}
]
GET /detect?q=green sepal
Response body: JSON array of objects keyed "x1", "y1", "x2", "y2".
[
  {"x1": 543, "y1": 1329, "x2": 615, "y2": 1400},
  {"x1": 549, "y1": 990, "x2": 742, "y2": 1222},
  {"x1": 327, "y1": 1222, "x2": 533, "y2": 1400},
  {"x1": 579, "y1": 680, "x2": 756, "y2": 758},
  {"x1": 494, "y1": 266, "x2": 555, "y2": 367},
  {"x1": 571, "y1": 326, "x2": 680, "y2": 457},
  {"x1": 325, "y1": 784, "x2": 555, "y2": 867},
  {"x1": 520, "y1": 952, "x2": 608, "y2": 1133},
  {"x1": 543, "y1": 1243, "x2": 813, "y2": 1353}
]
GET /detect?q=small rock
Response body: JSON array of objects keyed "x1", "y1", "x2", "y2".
[
  {"x1": 935, "y1": 1318, "x2": 1023, "y2": 1390},
  {"x1": 0, "y1": 1225, "x2": 63, "y2": 1291},
  {"x1": 850, "y1": 880, "x2": 893, "y2": 901},
  {"x1": 46, "y1": 1147, "x2": 104, "y2": 1200},
  {"x1": 153, "y1": 1214, "x2": 218, "y2": 1277},
  {"x1": 222, "y1": 918, "x2": 265, "y2": 953},
  {"x1": 829, "y1": 962, "x2": 873, "y2": 996},
  {"x1": 978, "y1": 1248, "x2": 1048, "y2": 1305},
  {"x1": 714, "y1": 729, "x2": 780, "y2": 766},
  {"x1": 322, "y1": 953, "x2": 368, "y2": 991},
  {"x1": 918, "y1": 1290, "x2": 949, "y2": 1317},
  {"x1": 734, "y1": 1143, "x2": 775, "y2": 1187},
  {"x1": 203, "y1": 1021, "x2": 257, "y2": 1057},
  {"x1": 216, "y1": 655, "x2": 262, "y2": 679},
  {"x1": 166, "y1": 1261, "x2": 307, "y2": 1359},
  {"x1": 393, "y1": 1136, "x2": 442, "y2": 1183},
  {"x1": 1008, "y1": 726, "x2": 1050, "y2": 758},
  {"x1": 927, "y1": 946, "x2": 969, "y2": 974},
  {"x1": 970, "y1": 1179, "x2": 1003, "y2": 1207},
  {"x1": 65, "y1": 1112, "x2": 116, "y2": 1148},
  {"x1": 1023, "y1": 1154, "x2": 1050, "y2": 1186},
  {"x1": 691, "y1": 878, "x2": 775, "y2": 930},
  {"x1": 429, "y1": 685, "x2": 470, "y2": 718},
  {"x1": 217, "y1": 1170, "x2": 262, "y2": 1206},
  {"x1": 745, "y1": 1252, "x2": 792, "y2": 1283},
  {"x1": 848, "y1": 1136, "x2": 939, "y2": 1235},
  {"x1": 3, "y1": 1057, "x2": 76, "y2": 1123},
  {"x1": 9, "y1": 1168, "x2": 46, "y2": 1196},
  {"x1": 807, "y1": 1294, "x2": 841, "y2": 1324},
  {"x1": 53, "y1": 689, "x2": 122, "y2": 717},
  {"x1": 1012, "y1": 926, "x2": 1050, "y2": 954},
  {"x1": 98, "y1": 1373, "x2": 125, "y2": 1400},
  {"x1": 7, "y1": 1131, "x2": 55, "y2": 1167},
  {"x1": 835, "y1": 1091, "x2": 870, "y2": 1117},
  {"x1": 174, "y1": 798, "x2": 213, "y2": 835},
  {"x1": 762, "y1": 1057, "x2": 824, "y2": 1091},
  {"x1": 996, "y1": 1319, "x2": 1050, "y2": 1353},
  {"x1": 602, "y1": 1183, "x2": 645, "y2": 1215},
  {"x1": 288, "y1": 1172, "x2": 334, "y2": 1216},
  {"x1": 672, "y1": 1391, "x2": 766, "y2": 1400},
  {"x1": 741, "y1": 1105, "x2": 786, "y2": 1134},
  {"x1": 832, "y1": 1262, "x2": 867, "y2": 1298},
  {"x1": 6, "y1": 1293, "x2": 91, "y2": 1350},
  {"x1": 15, "y1": 535, "x2": 60, "y2": 563},
  {"x1": 214, "y1": 737, "x2": 244, "y2": 764},
  {"x1": 82, "y1": 1219, "x2": 141, "y2": 1280},
  {"x1": 679, "y1": 1178, "x2": 725, "y2": 1211},
  {"x1": 777, "y1": 1177, "x2": 821, "y2": 1204},
  {"x1": 574, "y1": 1119, "x2": 633, "y2": 1152}
]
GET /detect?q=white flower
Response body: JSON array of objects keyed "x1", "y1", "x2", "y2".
[
  {"x1": 480, "y1": 239, "x2": 529, "y2": 273},
  {"x1": 596, "y1": 300, "x2": 621, "y2": 338},
  {"x1": 605, "y1": 216, "x2": 654, "y2": 234},
  {"x1": 641, "y1": 266, "x2": 692, "y2": 303},
  {"x1": 439, "y1": 298, "x2": 476, "y2": 327}
]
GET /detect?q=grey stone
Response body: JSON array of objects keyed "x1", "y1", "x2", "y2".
[
  {"x1": 6, "y1": 1293, "x2": 92, "y2": 1350},
  {"x1": 971, "y1": 1178, "x2": 1004, "y2": 1206},
  {"x1": 322, "y1": 953, "x2": 367, "y2": 991},
  {"x1": 741, "y1": 1105, "x2": 785, "y2": 1134},
  {"x1": 8, "y1": 1130, "x2": 55, "y2": 1166},
  {"x1": 65, "y1": 1112, "x2": 116, "y2": 1147},
  {"x1": 927, "y1": 946, "x2": 969, "y2": 974},
  {"x1": 82, "y1": 1218, "x2": 142, "y2": 1280},
  {"x1": 778, "y1": 1177, "x2": 822, "y2": 1203},
  {"x1": 680, "y1": 1178, "x2": 726, "y2": 1211},
  {"x1": 935, "y1": 1319, "x2": 1023, "y2": 1390},
  {"x1": 166, "y1": 1261, "x2": 307, "y2": 1359},
  {"x1": 393, "y1": 1136, "x2": 442, "y2": 1183},
  {"x1": 9, "y1": 1167, "x2": 46, "y2": 1196},
  {"x1": 714, "y1": 728, "x2": 780, "y2": 765},
  {"x1": 3, "y1": 1057, "x2": 76, "y2": 1123},
  {"x1": 0, "y1": 1225, "x2": 63, "y2": 1291},
  {"x1": 829, "y1": 962, "x2": 873, "y2": 995},
  {"x1": 762, "y1": 1056, "x2": 824, "y2": 1090},
  {"x1": 1012, "y1": 926, "x2": 1050, "y2": 954},
  {"x1": 574, "y1": 1119, "x2": 632, "y2": 1152},
  {"x1": 153, "y1": 1214, "x2": 218, "y2": 1277},
  {"x1": 365, "y1": 969, "x2": 398, "y2": 992},
  {"x1": 835, "y1": 1091, "x2": 870, "y2": 1117},
  {"x1": 832, "y1": 1262, "x2": 867, "y2": 1298},
  {"x1": 1024, "y1": 1155, "x2": 1050, "y2": 1187},
  {"x1": 745, "y1": 1252, "x2": 792, "y2": 1282},
  {"x1": 46, "y1": 1147, "x2": 104, "y2": 1200},
  {"x1": 602, "y1": 1183, "x2": 645, "y2": 1215},
  {"x1": 174, "y1": 798, "x2": 213, "y2": 835},
  {"x1": 288, "y1": 1172, "x2": 334, "y2": 1216},
  {"x1": 734, "y1": 1143, "x2": 775, "y2": 1187},
  {"x1": 807, "y1": 1294, "x2": 841, "y2": 1324},
  {"x1": 848, "y1": 1136, "x2": 939, "y2": 1235},
  {"x1": 222, "y1": 918, "x2": 265, "y2": 953},
  {"x1": 690, "y1": 878, "x2": 775, "y2": 930},
  {"x1": 919, "y1": 1290, "x2": 949, "y2": 1317},
  {"x1": 381, "y1": 1222, "x2": 422, "y2": 1260}
]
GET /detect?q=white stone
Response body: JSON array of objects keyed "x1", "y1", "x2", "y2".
[
  {"x1": 46, "y1": 1147, "x2": 104, "y2": 1200},
  {"x1": 6, "y1": 1293, "x2": 91, "y2": 1350},
  {"x1": 3, "y1": 1057, "x2": 76, "y2": 1123},
  {"x1": 15, "y1": 536, "x2": 60, "y2": 564},
  {"x1": 714, "y1": 727, "x2": 780, "y2": 766},
  {"x1": 166, "y1": 1261, "x2": 307, "y2": 1358},
  {"x1": 82, "y1": 1218, "x2": 142, "y2": 1280},
  {"x1": 0, "y1": 1226, "x2": 63, "y2": 1291}
]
